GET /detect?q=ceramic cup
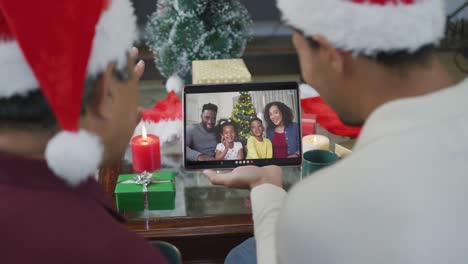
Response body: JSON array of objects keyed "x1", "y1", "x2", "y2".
[{"x1": 302, "y1": 149, "x2": 339, "y2": 177}]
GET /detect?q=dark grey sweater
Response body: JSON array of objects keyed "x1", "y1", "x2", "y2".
[{"x1": 185, "y1": 123, "x2": 217, "y2": 161}]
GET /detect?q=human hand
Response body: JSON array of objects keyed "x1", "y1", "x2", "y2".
[
  {"x1": 197, "y1": 154, "x2": 216, "y2": 161},
  {"x1": 203, "y1": 165, "x2": 283, "y2": 189},
  {"x1": 222, "y1": 136, "x2": 229, "y2": 149},
  {"x1": 132, "y1": 47, "x2": 145, "y2": 80}
]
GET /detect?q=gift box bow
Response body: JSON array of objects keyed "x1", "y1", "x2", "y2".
[
  {"x1": 115, "y1": 171, "x2": 175, "y2": 211},
  {"x1": 118, "y1": 171, "x2": 173, "y2": 192}
]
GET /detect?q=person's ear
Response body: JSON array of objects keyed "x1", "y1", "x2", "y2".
[
  {"x1": 86, "y1": 63, "x2": 116, "y2": 120},
  {"x1": 314, "y1": 35, "x2": 345, "y2": 75}
]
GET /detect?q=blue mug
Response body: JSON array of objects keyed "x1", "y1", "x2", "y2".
[{"x1": 302, "y1": 149, "x2": 339, "y2": 177}]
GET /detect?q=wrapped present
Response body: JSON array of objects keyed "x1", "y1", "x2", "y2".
[
  {"x1": 192, "y1": 59, "x2": 252, "y2": 84},
  {"x1": 114, "y1": 171, "x2": 175, "y2": 211}
]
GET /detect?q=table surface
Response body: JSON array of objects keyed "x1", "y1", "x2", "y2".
[
  {"x1": 122, "y1": 146, "x2": 302, "y2": 220},
  {"x1": 98, "y1": 80, "x2": 350, "y2": 240},
  {"x1": 99, "y1": 125, "x2": 348, "y2": 220}
]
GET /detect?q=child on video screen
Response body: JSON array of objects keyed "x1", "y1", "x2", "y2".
[
  {"x1": 246, "y1": 117, "x2": 272, "y2": 159},
  {"x1": 215, "y1": 119, "x2": 244, "y2": 160}
]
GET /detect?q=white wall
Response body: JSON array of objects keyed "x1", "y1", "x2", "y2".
[
  {"x1": 186, "y1": 92, "x2": 239, "y2": 125},
  {"x1": 186, "y1": 90, "x2": 299, "y2": 125}
]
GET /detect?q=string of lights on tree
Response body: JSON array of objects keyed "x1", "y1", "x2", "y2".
[{"x1": 231, "y1": 91, "x2": 256, "y2": 141}]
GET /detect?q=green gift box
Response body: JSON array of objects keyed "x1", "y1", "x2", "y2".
[{"x1": 114, "y1": 172, "x2": 175, "y2": 211}]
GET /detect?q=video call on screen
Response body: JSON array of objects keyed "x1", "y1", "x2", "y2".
[{"x1": 184, "y1": 82, "x2": 302, "y2": 170}]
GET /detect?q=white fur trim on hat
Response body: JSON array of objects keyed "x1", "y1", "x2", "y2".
[
  {"x1": 277, "y1": 0, "x2": 446, "y2": 55},
  {"x1": 166, "y1": 74, "x2": 184, "y2": 94},
  {"x1": 45, "y1": 130, "x2": 104, "y2": 187},
  {"x1": 133, "y1": 119, "x2": 183, "y2": 144},
  {"x1": 87, "y1": 0, "x2": 137, "y2": 75},
  {"x1": 0, "y1": 0, "x2": 137, "y2": 98}
]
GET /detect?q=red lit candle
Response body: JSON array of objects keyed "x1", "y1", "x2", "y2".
[{"x1": 131, "y1": 124, "x2": 161, "y2": 172}]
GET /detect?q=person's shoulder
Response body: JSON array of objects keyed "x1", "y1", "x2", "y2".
[
  {"x1": 235, "y1": 142, "x2": 243, "y2": 149},
  {"x1": 187, "y1": 123, "x2": 200, "y2": 131},
  {"x1": 0, "y1": 186, "x2": 165, "y2": 262},
  {"x1": 247, "y1": 136, "x2": 258, "y2": 143},
  {"x1": 264, "y1": 137, "x2": 272, "y2": 144},
  {"x1": 289, "y1": 122, "x2": 299, "y2": 129}
]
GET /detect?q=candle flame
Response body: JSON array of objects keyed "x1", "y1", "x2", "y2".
[
  {"x1": 305, "y1": 135, "x2": 320, "y2": 144},
  {"x1": 142, "y1": 124, "x2": 147, "y2": 140}
]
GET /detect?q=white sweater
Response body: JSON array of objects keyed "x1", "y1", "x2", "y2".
[{"x1": 251, "y1": 78, "x2": 468, "y2": 264}]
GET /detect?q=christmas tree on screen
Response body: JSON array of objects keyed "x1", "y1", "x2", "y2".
[
  {"x1": 231, "y1": 92, "x2": 257, "y2": 141},
  {"x1": 145, "y1": 0, "x2": 253, "y2": 85}
]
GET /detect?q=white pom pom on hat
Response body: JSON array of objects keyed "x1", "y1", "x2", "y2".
[
  {"x1": 277, "y1": 0, "x2": 446, "y2": 55},
  {"x1": 45, "y1": 130, "x2": 104, "y2": 187},
  {"x1": 0, "y1": 0, "x2": 137, "y2": 186},
  {"x1": 166, "y1": 74, "x2": 184, "y2": 94}
]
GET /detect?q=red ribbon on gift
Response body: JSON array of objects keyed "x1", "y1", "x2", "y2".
[
  {"x1": 141, "y1": 91, "x2": 182, "y2": 122},
  {"x1": 301, "y1": 97, "x2": 361, "y2": 138}
]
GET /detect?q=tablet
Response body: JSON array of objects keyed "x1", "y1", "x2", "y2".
[{"x1": 184, "y1": 82, "x2": 302, "y2": 170}]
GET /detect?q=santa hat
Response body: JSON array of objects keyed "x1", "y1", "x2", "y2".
[
  {"x1": 133, "y1": 91, "x2": 183, "y2": 146},
  {"x1": 277, "y1": 0, "x2": 446, "y2": 55},
  {"x1": 0, "y1": 0, "x2": 137, "y2": 186}
]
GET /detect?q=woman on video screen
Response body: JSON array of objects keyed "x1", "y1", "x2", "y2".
[{"x1": 264, "y1": 102, "x2": 300, "y2": 158}]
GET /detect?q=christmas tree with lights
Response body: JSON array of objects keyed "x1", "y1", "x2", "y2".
[
  {"x1": 231, "y1": 92, "x2": 257, "y2": 141},
  {"x1": 145, "y1": 0, "x2": 253, "y2": 87}
]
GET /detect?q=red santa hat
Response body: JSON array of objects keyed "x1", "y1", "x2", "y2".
[
  {"x1": 0, "y1": 0, "x2": 137, "y2": 186},
  {"x1": 277, "y1": 0, "x2": 446, "y2": 55},
  {"x1": 133, "y1": 91, "x2": 183, "y2": 146}
]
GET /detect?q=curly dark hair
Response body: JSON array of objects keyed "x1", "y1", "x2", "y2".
[
  {"x1": 263, "y1": 101, "x2": 294, "y2": 130},
  {"x1": 215, "y1": 118, "x2": 238, "y2": 143}
]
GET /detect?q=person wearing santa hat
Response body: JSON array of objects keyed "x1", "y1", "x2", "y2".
[
  {"x1": 205, "y1": 0, "x2": 468, "y2": 263},
  {"x1": 0, "y1": 0, "x2": 168, "y2": 263}
]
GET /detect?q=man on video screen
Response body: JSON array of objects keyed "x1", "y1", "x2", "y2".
[{"x1": 186, "y1": 103, "x2": 218, "y2": 161}]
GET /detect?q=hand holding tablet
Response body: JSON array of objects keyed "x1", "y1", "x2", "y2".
[
  {"x1": 184, "y1": 82, "x2": 302, "y2": 170},
  {"x1": 203, "y1": 165, "x2": 283, "y2": 189}
]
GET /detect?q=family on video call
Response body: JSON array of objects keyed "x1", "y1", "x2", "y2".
[{"x1": 185, "y1": 91, "x2": 300, "y2": 161}]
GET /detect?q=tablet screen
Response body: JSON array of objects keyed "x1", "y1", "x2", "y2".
[{"x1": 184, "y1": 82, "x2": 302, "y2": 170}]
